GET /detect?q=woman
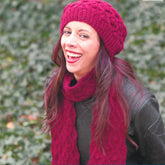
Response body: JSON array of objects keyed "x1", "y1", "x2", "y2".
[{"x1": 43, "y1": 0, "x2": 165, "y2": 164}]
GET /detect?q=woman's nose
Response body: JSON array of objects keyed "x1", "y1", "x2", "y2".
[{"x1": 65, "y1": 34, "x2": 77, "y2": 48}]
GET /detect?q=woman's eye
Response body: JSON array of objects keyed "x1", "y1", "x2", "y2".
[
  {"x1": 63, "y1": 31, "x2": 71, "y2": 35},
  {"x1": 80, "y1": 34, "x2": 89, "y2": 39}
]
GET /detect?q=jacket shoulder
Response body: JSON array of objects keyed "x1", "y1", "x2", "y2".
[
  {"x1": 122, "y1": 78, "x2": 158, "y2": 122},
  {"x1": 45, "y1": 68, "x2": 58, "y2": 89}
]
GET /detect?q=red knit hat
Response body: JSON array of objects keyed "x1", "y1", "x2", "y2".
[{"x1": 60, "y1": 0, "x2": 127, "y2": 59}]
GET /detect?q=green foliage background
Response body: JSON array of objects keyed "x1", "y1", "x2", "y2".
[{"x1": 0, "y1": 0, "x2": 165, "y2": 164}]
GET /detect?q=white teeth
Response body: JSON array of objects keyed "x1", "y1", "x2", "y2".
[{"x1": 67, "y1": 52, "x2": 82, "y2": 57}]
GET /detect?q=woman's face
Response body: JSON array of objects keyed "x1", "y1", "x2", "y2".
[{"x1": 61, "y1": 21, "x2": 100, "y2": 81}]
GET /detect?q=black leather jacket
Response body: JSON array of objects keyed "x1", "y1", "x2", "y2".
[
  {"x1": 124, "y1": 78, "x2": 165, "y2": 164},
  {"x1": 74, "y1": 78, "x2": 165, "y2": 164}
]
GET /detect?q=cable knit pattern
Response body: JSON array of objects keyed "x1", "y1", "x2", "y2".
[
  {"x1": 60, "y1": 0, "x2": 127, "y2": 60},
  {"x1": 51, "y1": 69, "x2": 127, "y2": 164}
]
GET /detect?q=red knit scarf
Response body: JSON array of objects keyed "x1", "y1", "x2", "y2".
[{"x1": 50, "y1": 70, "x2": 127, "y2": 164}]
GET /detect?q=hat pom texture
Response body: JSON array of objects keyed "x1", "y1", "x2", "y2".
[{"x1": 60, "y1": 0, "x2": 127, "y2": 58}]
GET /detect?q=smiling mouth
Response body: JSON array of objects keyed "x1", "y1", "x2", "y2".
[
  {"x1": 66, "y1": 51, "x2": 82, "y2": 63},
  {"x1": 67, "y1": 51, "x2": 82, "y2": 58}
]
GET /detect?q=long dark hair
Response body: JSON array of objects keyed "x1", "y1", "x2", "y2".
[{"x1": 43, "y1": 38, "x2": 140, "y2": 148}]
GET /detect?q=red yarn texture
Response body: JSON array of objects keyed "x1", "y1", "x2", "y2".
[
  {"x1": 50, "y1": 70, "x2": 127, "y2": 164},
  {"x1": 60, "y1": 0, "x2": 127, "y2": 59}
]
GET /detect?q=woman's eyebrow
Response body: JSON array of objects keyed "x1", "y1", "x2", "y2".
[
  {"x1": 64, "y1": 27, "x2": 91, "y2": 33},
  {"x1": 64, "y1": 26, "x2": 70, "y2": 29},
  {"x1": 79, "y1": 29, "x2": 90, "y2": 33}
]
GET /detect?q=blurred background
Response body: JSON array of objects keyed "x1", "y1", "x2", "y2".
[{"x1": 0, "y1": 0, "x2": 165, "y2": 164}]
